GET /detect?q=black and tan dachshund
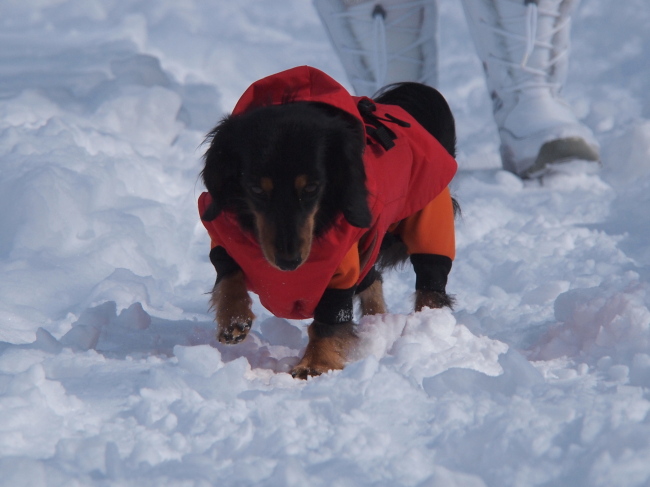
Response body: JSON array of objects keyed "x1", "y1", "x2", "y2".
[{"x1": 200, "y1": 67, "x2": 458, "y2": 378}]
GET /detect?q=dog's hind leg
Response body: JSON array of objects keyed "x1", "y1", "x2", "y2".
[
  {"x1": 211, "y1": 270, "x2": 255, "y2": 344},
  {"x1": 414, "y1": 289, "x2": 454, "y2": 312},
  {"x1": 358, "y1": 278, "x2": 387, "y2": 316}
]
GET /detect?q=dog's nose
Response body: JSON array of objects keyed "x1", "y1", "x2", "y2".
[{"x1": 276, "y1": 256, "x2": 302, "y2": 271}]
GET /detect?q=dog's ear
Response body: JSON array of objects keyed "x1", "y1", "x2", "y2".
[
  {"x1": 201, "y1": 115, "x2": 241, "y2": 221},
  {"x1": 341, "y1": 166, "x2": 372, "y2": 228},
  {"x1": 328, "y1": 117, "x2": 372, "y2": 229},
  {"x1": 200, "y1": 199, "x2": 221, "y2": 222}
]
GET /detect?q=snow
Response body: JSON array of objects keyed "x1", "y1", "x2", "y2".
[{"x1": 0, "y1": 0, "x2": 649, "y2": 485}]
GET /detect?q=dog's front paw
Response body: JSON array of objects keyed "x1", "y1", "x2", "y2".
[
  {"x1": 217, "y1": 318, "x2": 253, "y2": 344},
  {"x1": 414, "y1": 289, "x2": 455, "y2": 311},
  {"x1": 290, "y1": 321, "x2": 358, "y2": 379},
  {"x1": 290, "y1": 363, "x2": 326, "y2": 380},
  {"x1": 211, "y1": 270, "x2": 255, "y2": 345}
]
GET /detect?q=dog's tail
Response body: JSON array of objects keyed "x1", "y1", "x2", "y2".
[{"x1": 374, "y1": 82, "x2": 456, "y2": 159}]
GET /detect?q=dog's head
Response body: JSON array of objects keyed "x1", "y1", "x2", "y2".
[{"x1": 201, "y1": 102, "x2": 370, "y2": 271}]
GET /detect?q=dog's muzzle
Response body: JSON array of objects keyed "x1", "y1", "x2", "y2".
[{"x1": 275, "y1": 256, "x2": 302, "y2": 271}]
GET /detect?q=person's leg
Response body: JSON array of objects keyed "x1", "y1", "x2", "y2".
[
  {"x1": 460, "y1": 0, "x2": 600, "y2": 177},
  {"x1": 314, "y1": 0, "x2": 439, "y2": 95}
]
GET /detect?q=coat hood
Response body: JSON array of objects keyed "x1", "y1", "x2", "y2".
[{"x1": 232, "y1": 65, "x2": 362, "y2": 121}]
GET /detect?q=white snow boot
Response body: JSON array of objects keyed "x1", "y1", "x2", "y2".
[
  {"x1": 313, "y1": 0, "x2": 439, "y2": 96},
  {"x1": 461, "y1": 0, "x2": 600, "y2": 178}
]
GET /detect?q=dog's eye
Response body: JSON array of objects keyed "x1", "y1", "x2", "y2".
[{"x1": 303, "y1": 183, "x2": 319, "y2": 194}]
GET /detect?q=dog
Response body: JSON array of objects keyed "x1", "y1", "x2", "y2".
[{"x1": 199, "y1": 66, "x2": 458, "y2": 379}]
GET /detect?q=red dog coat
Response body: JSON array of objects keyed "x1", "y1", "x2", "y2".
[{"x1": 199, "y1": 66, "x2": 457, "y2": 320}]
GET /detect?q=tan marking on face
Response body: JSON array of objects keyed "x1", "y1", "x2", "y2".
[
  {"x1": 296, "y1": 206, "x2": 319, "y2": 264},
  {"x1": 261, "y1": 177, "x2": 274, "y2": 193},
  {"x1": 251, "y1": 205, "x2": 319, "y2": 271},
  {"x1": 252, "y1": 209, "x2": 278, "y2": 266},
  {"x1": 295, "y1": 175, "x2": 318, "y2": 263},
  {"x1": 294, "y1": 174, "x2": 308, "y2": 193}
]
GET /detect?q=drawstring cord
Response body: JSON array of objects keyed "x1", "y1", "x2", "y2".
[
  {"x1": 521, "y1": 1, "x2": 538, "y2": 67},
  {"x1": 480, "y1": 0, "x2": 570, "y2": 94},
  {"x1": 333, "y1": 0, "x2": 435, "y2": 94},
  {"x1": 372, "y1": 5, "x2": 388, "y2": 93}
]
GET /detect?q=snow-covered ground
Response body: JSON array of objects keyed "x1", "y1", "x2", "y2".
[{"x1": 1, "y1": 1, "x2": 649, "y2": 485}]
